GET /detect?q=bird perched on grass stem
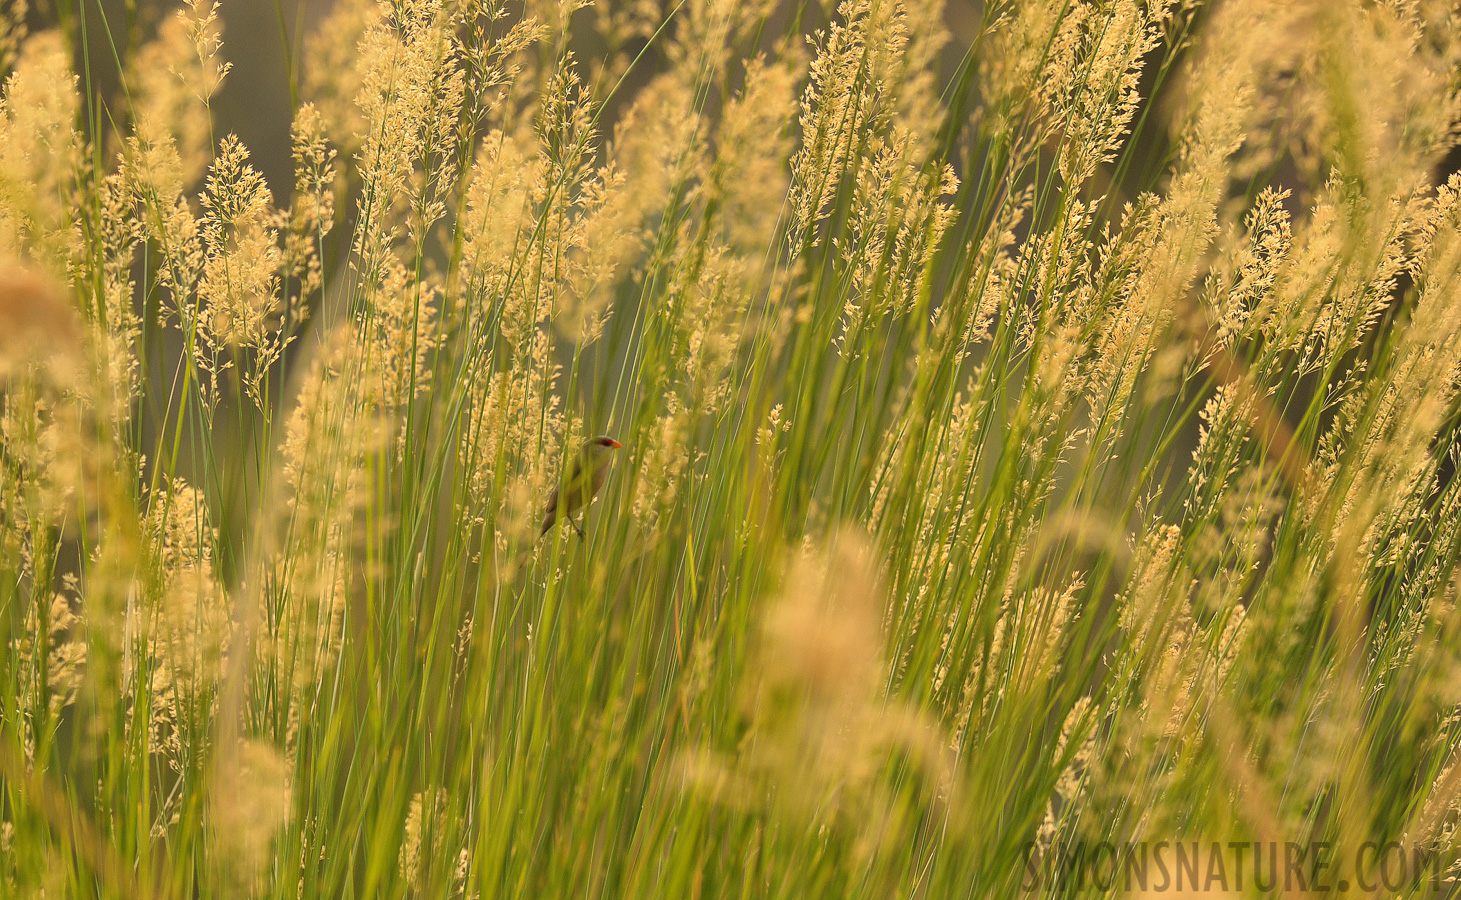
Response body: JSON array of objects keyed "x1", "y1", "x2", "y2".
[{"x1": 540, "y1": 435, "x2": 623, "y2": 538}]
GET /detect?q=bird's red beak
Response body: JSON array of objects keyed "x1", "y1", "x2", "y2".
[{"x1": 605, "y1": 438, "x2": 623, "y2": 448}]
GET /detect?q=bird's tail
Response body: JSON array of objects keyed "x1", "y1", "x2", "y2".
[{"x1": 537, "y1": 502, "x2": 558, "y2": 539}]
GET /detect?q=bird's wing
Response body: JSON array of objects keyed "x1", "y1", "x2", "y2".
[
  {"x1": 588, "y1": 456, "x2": 610, "y2": 496},
  {"x1": 540, "y1": 454, "x2": 588, "y2": 532},
  {"x1": 563, "y1": 455, "x2": 589, "y2": 498}
]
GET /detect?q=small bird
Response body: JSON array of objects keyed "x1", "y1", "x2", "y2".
[{"x1": 539, "y1": 435, "x2": 623, "y2": 538}]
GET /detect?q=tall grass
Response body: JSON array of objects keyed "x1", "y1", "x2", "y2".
[{"x1": 2, "y1": 0, "x2": 1461, "y2": 896}]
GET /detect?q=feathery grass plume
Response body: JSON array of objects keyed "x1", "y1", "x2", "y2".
[
  {"x1": 1067, "y1": 0, "x2": 1249, "y2": 422},
  {"x1": 398, "y1": 786, "x2": 472, "y2": 894},
  {"x1": 973, "y1": 0, "x2": 1095, "y2": 161},
  {"x1": 454, "y1": 131, "x2": 544, "y2": 536},
  {"x1": 79, "y1": 171, "x2": 144, "y2": 429},
  {"x1": 949, "y1": 184, "x2": 1030, "y2": 354},
  {"x1": 868, "y1": 0, "x2": 1191, "y2": 722},
  {"x1": 629, "y1": 402, "x2": 688, "y2": 536},
  {"x1": 789, "y1": 0, "x2": 915, "y2": 244},
  {"x1": 367, "y1": 251, "x2": 443, "y2": 413},
  {"x1": 459, "y1": 129, "x2": 541, "y2": 293},
  {"x1": 833, "y1": 133, "x2": 957, "y2": 353},
  {"x1": 0, "y1": 272, "x2": 105, "y2": 547},
  {"x1": 708, "y1": 54, "x2": 801, "y2": 256},
  {"x1": 350, "y1": 1, "x2": 465, "y2": 266},
  {"x1": 896, "y1": 309, "x2": 1088, "y2": 712},
  {"x1": 448, "y1": 33, "x2": 547, "y2": 333},
  {"x1": 560, "y1": 74, "x2": 700, "y2": 343},
  {"x1": 138, "y1": 478, "x2": 229, "y2": 817},
  {"x1": 1200, "y1": 186, "x2": 1293, "y2": 351},
  {"x1": 1189, "y1": 467, "x2": 1284, "y2": 618},
  {"x1": 398, "y1": 788, "x2": 444, "y2": 884},
  {"x1": 0, "y1": 31, "x2": 81, "y2": 275},
  {"x1": 452, "y1": 1, "x2": 550, "y2": 141},
  {"x1": 1311, "y1": 2, "x2": 1460, "y2": 202},
  {"x1": 603, "y1": 5, "x2": 811, "y2": 541},
  {"x1": 1315, "y1": 174, "x2": 1461, "y2": 579},
  {"x1": 122, "y1": 127, "x2": 222, "y2": 423},
  {"x1": 268, "y1": 326, "x2": 383, "y2": 703},
  {"x1": 1032, "y1": 695, "x2": 1095, "y2": 857},
  {"x1": 882, "y1": 0, "x2": 946, "y2": 143},
  {"x1": 13, "y1": 585, "x2": 86, "y2": 745},
  {"x1": 279, "y1": 104, "x2": 336, "y2": 323},
  {"x1": 665, "y1": 0, "x2": 775, "y2": 78},
  {"x1": 210, "y1": 737, "x2": 292, "y2": 885},
  {"x1": 0, "y1": 269, "x2": 87, "y2": 769},
  {"x1": 199, "y1": 137, "x2": 283, "y2": 349},
  {"x1": 144, "y1": 479, "x2": 221, "y2": 657},
  {"x1": 303, "y1": 0, "x2": 386, "y2": 158},
  {"x1": 1045, "y1": 0, "x2": 1169, "y2": 190},
  {"x1": 127, "y1": 1, "x2": 230, "y2": 188},
  {"x1": 681, "y1": 527, "x2": 952, "y2": 881}
]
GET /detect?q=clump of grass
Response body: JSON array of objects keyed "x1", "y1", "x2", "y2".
[{"x1": 2, "y1": 0, "x2": 1461, "y2": 896}]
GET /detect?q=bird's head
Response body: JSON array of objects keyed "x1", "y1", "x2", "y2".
[{"x1": 584, "y1": 435, "x2": 623, "y2": 458}]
